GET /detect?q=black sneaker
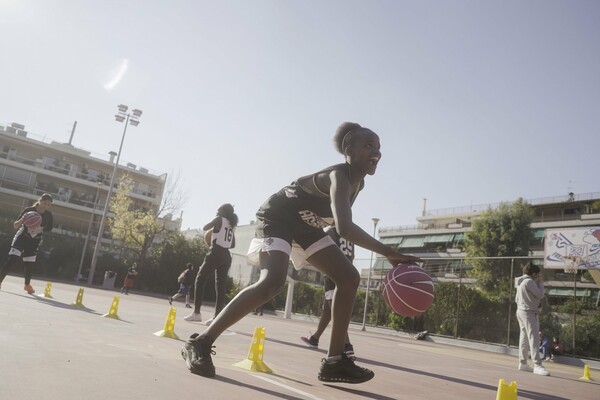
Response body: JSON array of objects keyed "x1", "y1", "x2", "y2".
[
  {"x1": 344, "y1": 343, "x2": 355, "y2": 357},
  {"x1": 168, "y1": 297, "x2": 173, "y2": 305},
  {"x1": 300, "y1": 335, "x2": 319, "y2": 348},
  {"x1": 318, "y1": 354, "x2": 374, "y2": 384},
  {"x1": 181, "y1": 334, "x2": 216, "y2": 377}
]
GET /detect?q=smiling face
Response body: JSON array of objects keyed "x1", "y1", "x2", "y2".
[{"x1": 346, "y1": 129, "x2": 381, "y2": 176}]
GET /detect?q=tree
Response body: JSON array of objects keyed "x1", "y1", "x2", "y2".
[
  {"x1": 108, "y1": 173, "x2": 187, "y2": 269},
  {"x1": 464, "y1": 198, "x2": 534, "y2": 299}
]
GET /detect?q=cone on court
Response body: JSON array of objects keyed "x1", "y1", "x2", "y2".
[
  {"x1": 580, "y1": 364, "x2": 593, "y2": 381},
  {"x1": 41, "y1": 282, "x2": 53, "y2": 298},
  {"x1": 495, "y1": 378, "x2": 517, "y2": 400},
  {"x1": 71, "y1": 288, "x2": 85, "y2": 308},
  {"x1": 234, "y1": 326, "x2": 272, "y2": 373},
  {"x1": 154, "y1": 307, "x2": 179, "y2": 339},
  {"x1": 102, "y1": 295, "x2": 121, "y2": 319}
]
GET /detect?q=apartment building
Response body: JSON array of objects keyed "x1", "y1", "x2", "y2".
[
  {"x1": 361, "y1": 192, "x2": 600, "y2": 298},
  {"x1": 0, "y1": 122, "x2": 176, "y2": 253}
]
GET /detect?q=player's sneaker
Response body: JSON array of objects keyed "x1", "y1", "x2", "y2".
[
  {"x1": 318, "y1": 354, "x2": 374, "y2": 384},
  {"x1": 24, "y1": 285, "x2": 35, "y2": 294},
  {"x1": 168, "y1": 297, "x2": 173, "y2": 305},
  {"x1": 181, "y1": 334, "x2": 216, "y2": 377},
  {"x1": 344, "y1": 343, "x2": 355, "y2": 357},
  {"x1": 301, "y1": 335, "x2": 319, "y2": 348},
  {"x1": 184, "y1": 312, "x2": 202, "y2": 322},
  {"x1": 534, "y1": 365, "x2": 550, "y2": 376},
  {"x1": 185, "y1": 304, "x2": 192, "y2": 308},
  {"x1": 518, "y1": 363, "x2": 534, "y2": 372}
]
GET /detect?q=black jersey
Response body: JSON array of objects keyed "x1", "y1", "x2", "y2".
[{"x1": 257, "y1": 163, "x2": 364, "y2": 230}]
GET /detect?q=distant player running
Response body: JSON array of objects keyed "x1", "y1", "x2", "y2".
[
  {"x1": 184, "y1": 204, "x2": 238, "y2": 325},
  {"x1": 182, "y1": 122, "x2": 420, "y2": 384},
  {"x1": 0, "y1": 193, "x2": 54, "y2": 294}
]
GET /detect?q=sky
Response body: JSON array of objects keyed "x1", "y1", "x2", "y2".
[{"x1": 1, "y1": 1, "x2": 599, "y2": 266}]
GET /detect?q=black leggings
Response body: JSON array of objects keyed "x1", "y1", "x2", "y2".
[
  {"x1": 0, "y1": 255, "x2": 34, "y2": 285},
  {"x1": 193, "y1": 246, "x2": 232, "y2": 316}
]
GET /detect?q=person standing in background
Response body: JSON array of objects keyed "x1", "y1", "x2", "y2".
[
  {"x1": 515, "y1": 262, "x2": 550, "y2": 376},
  {"x1": 121, "y1": 262, "x2": 139, "y2": 295}
]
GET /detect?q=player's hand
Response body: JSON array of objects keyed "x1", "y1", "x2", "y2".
[{"x1": 386, "y1": 252, "x2": 422, "y2": 266}]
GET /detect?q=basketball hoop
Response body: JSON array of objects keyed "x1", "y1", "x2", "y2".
[{"x1": 563, "y1": 256, "x2": 581, "y2": 274}]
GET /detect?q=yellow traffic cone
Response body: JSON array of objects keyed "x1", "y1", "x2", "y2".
[
  {"x1": 102, "y1": 295, "x2": 121, "y2": 319},
  {"x1": 580, "y1": 364, "x2": 593, "y2": 381},
  {"x1": 41, "y1": 282, "x2": 53, "y2": 298},
  {"x1": 234, "y1": 326, "x2": 272, "y2": 373},
  {"x1": 71, "y1": 288, "x2": 85, "y2": 308},
  {"x1": 154, "y1": 307, "x2": 179, "y2": 339},
  {"x1": 496, "y1": 378, "x2": 517, "y2": 400}
]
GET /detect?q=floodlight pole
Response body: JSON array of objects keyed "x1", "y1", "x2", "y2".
[
  {"x1": 87, "y1": 106, "x2": 141, "y2": 286},
  {"x1": 361, "y1": 218, "x2": 380, "y2": 331},
  {"x1": 75, "y1": 182, "x2": 102, "y2": 282}
]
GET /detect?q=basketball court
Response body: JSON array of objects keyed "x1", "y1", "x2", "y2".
[{"x1": 0, "y1": 276, "x2": 598, "y2": 399}]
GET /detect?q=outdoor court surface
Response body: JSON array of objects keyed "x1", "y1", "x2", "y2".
[{"x1": 1, "y1": 276, "x2": 598, "y2": 400}]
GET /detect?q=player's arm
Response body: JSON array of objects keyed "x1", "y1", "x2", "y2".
[
  {"x1": 202, "y1": 217, "x2": 222, "y2": 233},
  {"x1": 14, "y1": 209, "x2": 26, "y2": 229},
  {"x1": 328, "y1": 170, "x2": 421, "y2": 265},
  {"x1": 43, "y1": 212, "x2": 54, "y2": 232}
]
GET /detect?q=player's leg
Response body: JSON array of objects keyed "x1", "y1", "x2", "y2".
[
  {"x1": 189, "y1": 257, "x2": 217, "y2": 316},
  {"x1": 213, "y1": 254, "x2": 232, "y2": 316},
  {"x1": 203, "y1": 250, "x2": 288, "y2": 341},
  {"x1": 314, "y1": 298, "x2": 332, "y2": 339},
  {"x1": 308, "y1": 246, "x2": 359, "y2": 358},
  {"x1": 0, "y1": 252, "x2": 21, "y2": 287},
  {"x1": 182, "y1": 250, "x2": 288, "y2": 377}
]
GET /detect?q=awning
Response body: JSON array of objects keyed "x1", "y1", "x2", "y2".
[
  {"x1": 533, "y1": 229, "x2": 545, "y2": 239},
  {"x1": 380, "y1": 237, "x2": 401, "y2": 245},
  {"x1": 398, "y1": 236, "x2": 426, "y2": 248},
  {"x1": 424, "y1": 234, "x2": 455, "y2": 243},
  {"x1": 547, "y1": 288, "x2": 592, "y2": 298}
]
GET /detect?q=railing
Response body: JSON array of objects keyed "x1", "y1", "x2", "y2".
[{"x1": 355, "y1": 256, "x2": 600, "y2": 360}]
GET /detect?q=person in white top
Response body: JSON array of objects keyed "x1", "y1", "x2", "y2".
[
  {"x1": 184, "y1": 204, "x2": 237, "y2": 324},
  {"x1": 515, "y1": 262, "x2": 550, "y2": 376}
]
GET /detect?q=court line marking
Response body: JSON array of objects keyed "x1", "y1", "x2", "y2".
[{"x1": 250, "y1": 374, "x2": 325, "y2": 400}]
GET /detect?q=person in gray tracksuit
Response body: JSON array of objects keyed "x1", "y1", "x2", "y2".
[{"x1": 515, "y1": 262, "x2": 550, "y2": 376}]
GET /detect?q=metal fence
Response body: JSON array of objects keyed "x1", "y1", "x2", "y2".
[{"x1": 357, "y1": 256, "x2": 600, "y2": 360}]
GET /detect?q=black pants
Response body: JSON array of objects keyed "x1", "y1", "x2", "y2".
[{"x1": 193, "y1": 245, "x2": 232, "y2": 316}]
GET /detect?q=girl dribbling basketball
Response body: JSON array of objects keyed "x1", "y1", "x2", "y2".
[
  {"x1": 0, "y1": 193, "x2": 54, "y2": 294},
  {"x1": 182, "y1": 122, "x2": 420, "y2": 384}
]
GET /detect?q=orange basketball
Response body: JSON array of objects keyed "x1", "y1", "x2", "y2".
[
  {"x1": 23, "y1": 211, "x2": 42, "y2": 228},
  {"x1": 382, "y1": 264, "x2": 435, "y2": 317},
  {"x1": 204, "y1": 229, "x2": 212, "y2": 246}
]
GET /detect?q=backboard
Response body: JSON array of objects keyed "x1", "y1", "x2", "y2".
[{"x1": 544, "y1": 227, "x2": 600, "y2": 270}]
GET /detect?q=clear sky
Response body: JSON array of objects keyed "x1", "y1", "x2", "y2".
[{"x1": 1, "y1": 1, "x2": 599, "y2": 266}]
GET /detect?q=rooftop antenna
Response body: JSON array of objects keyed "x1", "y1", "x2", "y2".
[{"x1": 67, "y1": 121, "x2": 77, "y2": 145}]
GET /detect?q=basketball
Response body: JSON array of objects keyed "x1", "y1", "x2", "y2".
[
  {"x1": 204, "y1": 229, "x2": 212, "y2": 246},
  {"x1": 22, "y1": 211, "x2": 42, "y2": 228},
  {"x1": 382, "y1": 264, "x2": 435, "y2": 317}
]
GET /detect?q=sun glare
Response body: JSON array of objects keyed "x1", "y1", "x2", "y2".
[{"x1": 104, "y1": 59, "x2": 129, "y2": 91}]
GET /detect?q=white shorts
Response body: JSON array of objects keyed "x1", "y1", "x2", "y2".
[
  {"x1": 324, "y1": 289, "x2": 335, "y2": 301},
  {"x1": 9, "y1": 247, "x2": 36, "y2": 262},
  {"x1": 247, "y1": 235, "x2": 335, "y2": 271}
]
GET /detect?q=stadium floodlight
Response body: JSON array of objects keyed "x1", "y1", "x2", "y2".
[{"x1": 88, "y1": 105, "x2": 142, "y2": 286}]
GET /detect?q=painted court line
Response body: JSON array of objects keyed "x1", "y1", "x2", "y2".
[{"x1": 251, "y1": 374, "x2": 325, "y2": 400}]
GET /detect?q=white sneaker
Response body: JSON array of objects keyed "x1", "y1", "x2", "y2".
[
  {"x1": 204, "y1": 317, "x2": 214, "y2": 326},
  {"x1": 183, "y1": 312, "x2": 202, "y2": 322},
  {"x1": 518, "y1": 363, "x2": 534, "y2": 372},
  {"x1": 534, "y1": 365, "x2": 550, "y2": 376}
]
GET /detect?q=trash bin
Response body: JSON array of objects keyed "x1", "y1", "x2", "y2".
[{"x1": 103, "y1": 271, "x2": 117, "y2": 289}]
